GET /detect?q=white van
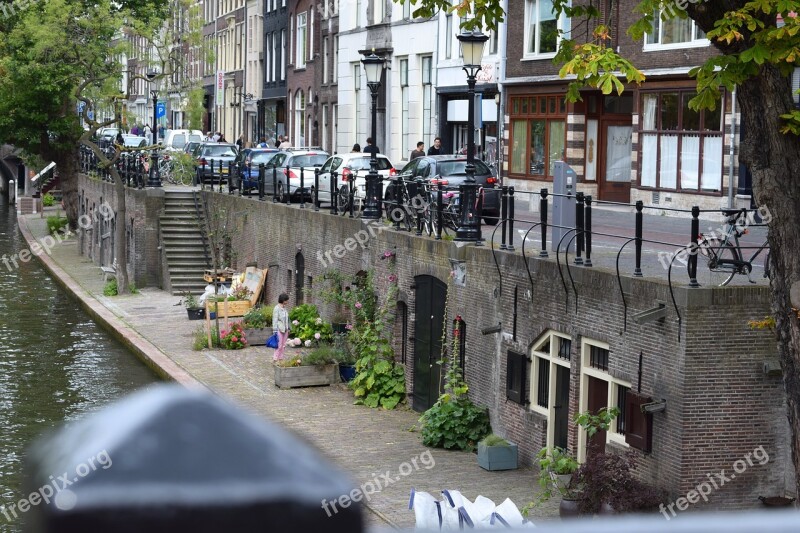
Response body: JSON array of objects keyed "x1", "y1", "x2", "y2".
[{"x1": 162, "y1": 129, "x2": 203, "y2": 152}]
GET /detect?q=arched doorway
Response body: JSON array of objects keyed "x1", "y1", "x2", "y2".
[
  {"x1": 412, "y1": 275, "x2": 447, "y2": 412},
  {"x1": 295, "y1": 252, "x2": 305, "y2": 304}
]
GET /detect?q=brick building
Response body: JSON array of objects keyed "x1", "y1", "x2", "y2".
[{"x1": 286, "y1": 0, "x2": 322, "y2": 147}]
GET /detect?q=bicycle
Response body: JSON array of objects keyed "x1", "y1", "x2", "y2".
[
  {"x1": 383, "y1": 175, "x2": 427, "y2": 232},
  {"x1": 424, "y1": 178, "x2": 460, "y2": 237},
  {"x1": 697, "y1": 208, "x2": 770, "y2": 286}
]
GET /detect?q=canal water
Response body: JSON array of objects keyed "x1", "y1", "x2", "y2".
[{"x1": 0, "y1": 198, "x2": 156, "y2": 529}]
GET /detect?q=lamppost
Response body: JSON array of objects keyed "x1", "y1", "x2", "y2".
[
  {"x1": 146, "y1": 69, "x2": 162, "y2": 188},
  {"x1": 361, "y1": 51, "x2": 385, "y2": 220},
  {"x1": 455, "y1": 30, "x2": 488, "y2": 242}
]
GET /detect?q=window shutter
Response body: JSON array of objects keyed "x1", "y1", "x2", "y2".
[
  {"x1": 624, "y1": 391, "x2": 653, "y2": 453},
  {"x1": 506, "y1": 350, "x2": 527, "y2": 405}
]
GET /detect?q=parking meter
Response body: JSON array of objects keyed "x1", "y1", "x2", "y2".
[{"x1": 552, "y1": 161, "x2": 577, "y2": 253}]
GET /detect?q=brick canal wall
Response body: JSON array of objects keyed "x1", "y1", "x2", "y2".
[{"x1": 77, "y1": 175, "x2": 794, "y2": 508}]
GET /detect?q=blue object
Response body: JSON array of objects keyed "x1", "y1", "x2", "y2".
[
  {"x1": 156, "y1": 102, "x2": 166, "y2": 118},
  {"x1": 266, "y1": 333, "x2": 278, "y2": 348}
]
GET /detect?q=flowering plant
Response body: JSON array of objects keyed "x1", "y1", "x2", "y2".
[
  {"x1": 380, "y1": 250, "x2": 396, "y2": 260},
  {"x1": 229, "y1": 284, "x2": 252, "y2": 301},
  {"x1": 220, "y1": 323, "x2": 248, "y2": 350}
]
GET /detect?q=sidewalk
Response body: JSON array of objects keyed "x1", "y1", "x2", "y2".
[{"x1": 18, "y1": 213, "x2": 559, "y2": 529}]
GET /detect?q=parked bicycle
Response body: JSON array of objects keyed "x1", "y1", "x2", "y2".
[{"x1": 697, "y1": 208, "x2": 770, "y2": 286}]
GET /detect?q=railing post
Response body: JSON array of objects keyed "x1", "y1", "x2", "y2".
[
  {"x1": 272, "y1": 166, "x2": 278, "y2": 203},
  {"x1": 540, "y1": 188, "x2": 549, "y2": 258},
  {"x1": 634, "y1": 200, "x2": 644, "y2": 277},
  {"x1": 500, "y1": 186, "x2": 508, "y2": 250},
  {"x1": 435, "y1": 186, "x2": 443, "y2": 240},
  {"x1": 688, "y1": 206, "x2": 700, "y2": 287},
  {"x1": 300, "y1": 166, "x2": 306, "y2": 208},
  {"x1": 574, "y1": 192, "x2": 584, "y2": 266},
  {"x1": 391, "y1": 176, "x2": 401, "y2": 230},
  {"x1": 314, "y1": 168, "x2": 320, "y2": 211},
  {"x1": 506, "y1": 186, "x2": 515, "y2": 251},
  {"x1": 229, "y1": 162, "x2": 235, "y2": 195},
  {"x1": 348, "y1": 175, "x2": 355, "y2": 219},
  {"x1": 218, "y1": 160, "x2": 224, "y2": 194},
  {"x1": 258, "y1": 163, "x2": 265, "y2": 201},
  {"x1": 331, "y1": 170, "x2": 338, "y2": 215},
  {"x1": 284, "y1": 164, "x2": 291, "y2": 205},
  {"x1": 584, "y1": 195, "x2": 593, "y2": 267}
]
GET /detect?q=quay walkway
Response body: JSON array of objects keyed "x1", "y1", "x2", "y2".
[{"x1": 17, "y1": 211, "x2": 558, "y2": 529}]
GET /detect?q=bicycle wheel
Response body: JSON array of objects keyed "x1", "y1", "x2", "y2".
[
  {"x1": 337, "y1": 185, "x2": 351, "y2": 214},
  {"x1": 696, "y1": 238, "x2": 739, "y2": 286}
]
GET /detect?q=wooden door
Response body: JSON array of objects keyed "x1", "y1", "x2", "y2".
[
  {"x1": 598, "y1": 121, "x2": 632, "y2": 202},
  {"x1": 412, "y1": 275, "x2": 447, "y2": 411},
  {"x1": 586, "y1": 376, "x2": 609, "y2": 456}
]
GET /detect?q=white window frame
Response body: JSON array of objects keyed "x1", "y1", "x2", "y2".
[
  {"x1": 323, "y1": 36, "x2": 329, "y2": 84},
  {"x1": 400, "y1": 58, "x2": 409, "y2": 156},
  {"x1": 445, "y1": 14, "x2": 453, "y2": 59},
  {"x1": 371, "y1": 0, "x2": 384, "y2": 25},
  {"x1": 309, "y1": 8, "x2": 314, "y2": 60},
  {"x1": 523, "y1": 0, "x2": 565, "y2": 60},
  {"x1": 281, "y1": 29, "x2": 286, "y2": 80},
  {"x1": 644, "y1": 9, "x2": 710, "y2": 51},
  {"x1": 288, "y1": 15, "x2": 293, "y2": 64},
  {"x1": 529, "y1": 330, "x2": 572, "y2": 451},
  {"x1": 296, "y1": 12, "x2": 307, "y2": 68},
  {"x1": 354, "y1": 63, "x2": 361, "y2": 145},
  {"x1": 322, "y1": 103, "x2": 329, "y2": 151},
  {"x1": 332, "y1": 36, "x2": 339, "y2": 82},
  {"x1": 576, "y1": 338, "x2": 630, "y2": 463}
]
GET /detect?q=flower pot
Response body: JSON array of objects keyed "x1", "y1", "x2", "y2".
[
  {"x1": 339, "y1": 364, "x2": 356, "y2": 383},
  {"x1": 187, "y1": 308, "x2": 205, "y2": 320},
  {"x1": 242, "y1": 327, "x2": 273, "y2": 345},
  {"x1": 477, "y1": 441, "x2": 518, "y2": 471},
  {"x1": 554, "y1": 473, "x2": 573, "y2": 491},
  {"x1": 559, "y1": 498, "x2": 581, "y2": 519}
]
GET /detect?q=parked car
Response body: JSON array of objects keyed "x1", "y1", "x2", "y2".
[
  {"x1": 193, "y1": 143, "x2": 239, "y2": 182},
  {"x1": 121, "y1": 135, "x2": 148, "y2": 148},
  {"x1": 316, "y1": 153, "x2": 396, "y2": 211},
  {"x1": 163, "y1": 129, "x2": 204, "y2": 152},
  {"x1": 96, "y1": 127, "x2": 120, "y2": 148},
  {"x1": 233, "y1": 148, "x2": 281, "y2": 194},
  {"x1": 260, "y1": 150, "x2": 329, "y2": 202},
  {"x1": 183, "y1": 140, "x2": 201, "y2": 155},
  {"x1": 392, "y1": 155, "x2": 501, "y2": 225}
]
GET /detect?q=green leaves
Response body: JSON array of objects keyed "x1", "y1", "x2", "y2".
[{"x1": 419, "y1": 397, "x2": 491, "y2": 451}]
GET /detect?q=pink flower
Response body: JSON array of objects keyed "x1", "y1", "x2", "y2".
[
  {"x1": 292, "y1": 319, "x2": 300, "y2": 326},
  {"x1": 345, "y1": 324, "x2": 353, "y2": 330},
  {"x1": 355, "y1": 302, "x2": 362, "y2": 309},
  {"x1": 232, "y1": 337, "x2": 238, "y2": 342},
  {"x1": 388, "y1": 274, "x2": 397, "y2": 283},
  {"x1": 314, "y1": 332, "x2": 321, "y2": 340}
]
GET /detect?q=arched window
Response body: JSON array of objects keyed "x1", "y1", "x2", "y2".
[{"x1": 295, "y1": 90, "x2": 305, "y2": 146}]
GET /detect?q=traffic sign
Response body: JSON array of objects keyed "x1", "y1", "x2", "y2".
[{"x1": 156, "y1": 102, "x2": 166, "y2": 119}]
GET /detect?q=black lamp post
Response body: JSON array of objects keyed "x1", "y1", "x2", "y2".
[
  {"x1": 455, "y1": 30, "x2": 488, "y2": 242},
  {"x1": 146, "y1": 69, "x2": 162, "y2": 188},
  {"x1": 361, "y1": 52, "x2": 385, "y2": 220}
]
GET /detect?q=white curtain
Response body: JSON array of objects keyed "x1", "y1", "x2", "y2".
[
  {"x1": 642, "y1": 95, "x2": 658, "y2": 130},
  {"x1": 659, "y1": 134, "x2": 678, "y2": 189},
  {"x1": 680, "y1": 134, "x2": 700, "y2": 189},
  {"x1": 701, "y1": 136, "x2": 723, "y2": 191},
  {"x1": 605, "y1": 126, "x2": 632, "y2": 182},
  {"x1": 640, "y1": 134, "x2": 657, "y2": 187}
]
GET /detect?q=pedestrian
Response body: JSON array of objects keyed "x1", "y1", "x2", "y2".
[
  {"x1": 131, "y1": 124, "x2": 140, "y2": 136},
  {"x1": 272, "y1": 293, "x2": 291, "y2": 361},
  {"x1": 427, "y1": 136, "x2": 444, "y2": 155},
  {"x1": 115, "y1": 131, "x2": 124, "y2": 145},
  {"x1": 205, "y1": 131, "x2": 214, "y2": 142},
  {"x1": 218, "y1": 132, "x2": 228, "y2": 143},
  {"x1": 236, "y1": 134, "x2": 244, "y2": 149},
  {"x1": 143, "y1": 124, "x2": 152, "y2": 145},
  {"x1": 351, "y1": 143, "x2": 361, "y2": 153},
  {"x1": 212, "y1": 131, "x2": 221, "y2": 142},
  {"x1": 275, "y1": 135, "x2": 283, "y2": 149},
  {"x1": 364, "y1": 137, "x2": 379, "y2": 155},
  {"x1": 279, "y1": 137, "x2": 291, "y2": 150},
  {"x1": 410, "y1": 141, "x2": 425, "y2": 160}
]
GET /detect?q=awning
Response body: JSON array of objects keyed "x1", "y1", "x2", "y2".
[{"x1": 31, "y1": 162, "x2": 56, "y2": 184}]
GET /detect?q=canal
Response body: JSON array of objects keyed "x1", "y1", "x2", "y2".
[{"x1": 0, "y1": 198, "x2": 156, "y2": 530}]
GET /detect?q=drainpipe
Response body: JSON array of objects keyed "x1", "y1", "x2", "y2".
[
  {"x1": 497, "y1": 0, "x2": 508, "y2": 186},
  {"x1": 727, "y1": 85, "x2": 737, "y2": 209}
]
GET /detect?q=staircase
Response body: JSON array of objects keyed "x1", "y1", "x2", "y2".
[{"x1": 160, "y1": 191, "x2": 211, "y2": 296}]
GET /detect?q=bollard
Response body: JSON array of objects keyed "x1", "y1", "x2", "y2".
[
  {"x1": 574, "y1": 192, "x2": 584, "y2": 266},
  {"x1": 285, "y1": 164, "x2": 291, "y2": 205},
  {"x1": 300, "y1": 166, "x2": 306, "y2": 209},
  {"x1": 688, "y1": 206, "x2": 700, "y2": 287},
  {"x1": 229, "y1": 161, "x2": 235, "y2": 195},
  {"x1": 634, "y1": 200, "x2": 644, "y2": 277},
  {"x1": 331, "y1": 170, "x2": 338, "y2": 215},
  {"x1": 24, "y1": 386, "x2": 363, "y2": 532},
  {"x1": 272, "y1": 166, "x2": 278, "y2": 203},
  {"x1": 259, "y1": 163, "x2": 265, "y2": 201},
  {"x1": 540, "y1": 188, "x2": 549, "y2": 258},
  {"x1": 507, "y1": 187, "x2": 516, "y2": 251},
  {"x1": 314, "y1": 168, "x2": 320, "y2": 211},
  {"x1": 500, "y1": 186, "x2": 508, "y2": 250},
  {"x1": 584, "y1": 195, "x2": 593, "y2": 267}
]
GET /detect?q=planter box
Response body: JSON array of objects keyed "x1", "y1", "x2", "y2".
[
  {"x1": 206, "y1": 299, "x2": 252, "y2": 318},
  {"x1": 243, "y1": 327, "x2": 274, "y2": 346},
  {"x1": 477, "y1": 442, "x2": 518, "y2": 471},
  {"x1": 274, "y1": 363, "x2": 339, "y2": 389}
]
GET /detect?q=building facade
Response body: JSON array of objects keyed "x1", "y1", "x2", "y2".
[
  {"x1": 317, "y1": 0, "x2": 339, "y2": 153},
  {"x1": 261, "y1": 0, "x2": 289, "y2": 144}
]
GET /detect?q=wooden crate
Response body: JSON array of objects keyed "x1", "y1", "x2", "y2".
[
  {"x1": 274, "y1": 364, "x2": 340, "y2": 389},
  {"x1": 206, "y1": 299, "x2": 252, "y2": 318}
]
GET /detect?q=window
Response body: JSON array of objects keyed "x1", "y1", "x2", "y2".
[
  {"x1": 400, "y1": 58, "x2": 409, "y2": 157},
  {"x1": 506, "y1": 350, "x2": 526, "y2": 405},
  {"x1": 445, "y1": 14, "x2": 453, "y2": 59},
  {"x1": 645, "y1": 10, "x2": 708, "y2": 49},
  {"x1": 640, "y1": 90, "x2": 723, "y2": 192},
  {"x1": 403, "y1": 0, "x2": 410, "y2": 19},
  {"x1": 288, "y1": 15, "x2": 293, "y2": 64},
  {"x1": 354, "y1": 64, "x2": 361, "y2": 144},
  {"x1": 577, "y1": 339, "x2": 631, "y2": 462},
  {"x1": 454, "y1": 317, "x2": 466, "y2": 371},
  {"x1": 309, "y1": 8, "x2": 314, "y2": 60},
  {"x1": 529, "y1": 331, "x2": 572, "y2": 450},
  {"x1": 280, "y1": 29, "x2": 286, "y2": 80},
  {"x1": 524, "y1": 0, "x2": 563, "y2": 57},
  {"x1": 323, "y1": 37, "x2": 329, "y2": 83},
  {"x1": 296, "y1": 12, "x2": 307, "y2": 68},
  {"x1": 488, "y1": 27, "x2": 499, "y2": 55},
  {"x1": 397, "y1": 302, "x2": 409, "y2": 364},
  {"x1": 295, "y1": 90, "x2": 305, "y2": 146},
  {"x1": 333, "y1": 36, "x2": 338, "y2": 81},
  {"x1": 422, "y1": 56, "x2": 432, "y2": 142},
  {"x1": 509, "y1": 95, "x2": 566, "y2": 179},
  {"x1": 356, "y1": 0, "x2": 361, "y2": 27},
  {"x1": 371, "y1": 0, "x2": 383, "y2": 24},
  {"x1": 322, "y1": 104, "x2": 329, "y2": 151}
]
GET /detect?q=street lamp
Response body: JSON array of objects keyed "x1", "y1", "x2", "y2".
[
  {"x1": 455, "y1": 30, "x2": 488, "y2": 241},
  {"x1": 361, "y1": 51, "x2": 385, "y2": 220},
  {"x1": 146, "y1": 69, "x2": 162, "y2": 188}
]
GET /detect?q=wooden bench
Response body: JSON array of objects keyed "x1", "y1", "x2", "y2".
[{"x1": 100, "y1": 265, "x2": 116, "y2": 283}]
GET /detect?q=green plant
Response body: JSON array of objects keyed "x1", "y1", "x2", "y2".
[
  {"x1": 220, "y1": 323, "x2": 247, "y2": 349},
  {"x1": 574, "y1": 407, "x2": 621, "y2": 439},
  {"x1": 347, "y1": 262, "x2": 406, "y2": 410},
  {"x1": 242, "y1": 304, "x2": 273, "y2": 328},
  {"x1": 230, "y1": 284, "x2": 252, "y2": 301},
  {"x1": 128, "y1": 283, "x2": 139, "y2": 294},
  {"x1": 481, "y1": 434, "x2": 510, "y2": 447},
  {"x1": 523, "y1": 447, "x2": 581, "y2": 514},
  {"x1": 46, "y1": 215, "x2": 68, "y2": 235},
  {"x1": 192, "y1": 326, "x2": 220, "y2": 351},
  {"x1": 183, "y1": 292, "x2": 200, "y2": 309},
  {"x1": 289, "y1": 304, "x2": 333, "y2": 343},
  {"x1": 103, "y1": 279, "x2": 118, "y2": 296},
  {"x1": 303, "y1": 344, "x2": 341, "y2": 366},
  {"x1": 42, "y1": 192, "x2": 56, "y2": 207},
  {"x1": 442, "y1": 234, "x2": 455, "y2": 242},
  {"x1": 538, "y1": 446, "x2": 579, "y2": 475},
  {"x1": 332, "y1": 333, "x2": 356, "y2": 365}
]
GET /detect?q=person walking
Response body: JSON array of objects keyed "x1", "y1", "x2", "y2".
[
  {"x1": 410, "y1": 141, "x2": 425, "y2": 160},
  {"x1": 364, "y1": 137, "x2": 379, "y2": 155},
  {"x1": 275, "y1": 135, "x2": 283, "y2": 148},
  {"x1": 427, "y1": 136, "x2": 444, "y2": 155},
  {"x1": 272, "y1": 293, "x2": 291, "y2": 361}
]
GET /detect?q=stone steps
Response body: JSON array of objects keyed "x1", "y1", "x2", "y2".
[{"x1": 160, "y1": 191, "x2": 211, "y2": 295}]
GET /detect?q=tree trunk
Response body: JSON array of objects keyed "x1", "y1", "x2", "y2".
[
  {"x1": 112, "y1": 168, "x2": 129, "y2": 295},
  {"x1": 53, "y1": 153, "x2": 79, "y2": 230},
  {"x1": 737, "y1": 65, "x2": 800, "y2": 499}
]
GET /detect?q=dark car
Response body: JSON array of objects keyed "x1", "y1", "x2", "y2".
[
  {"x1": 233, "y1": 148, "x2": 281, "y2": 194},
  {"x1": 394, "y1": 155, "x2": 500, "y2": 224},
  {"x1": 193, "y1": 143, "x2": 239, "y2": 181}
]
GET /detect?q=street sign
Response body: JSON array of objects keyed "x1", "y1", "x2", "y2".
[
  {"x1": 76, "y1": 101, "x2": 86, "y2": 114},
  {"x1": 156, "y1": 102, "x2": 166, "y2": 119}
]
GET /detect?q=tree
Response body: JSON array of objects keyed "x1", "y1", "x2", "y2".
[{"x1": 397, "y1": 0, "x2": 800, "y2": 497}]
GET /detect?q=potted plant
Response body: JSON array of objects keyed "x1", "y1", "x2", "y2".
[
  {"x1": 477, "y1": 434, "x2": 519, "y2": 471},
  {"x1": 184, "y1": 292, "x2": 205, "y2": 320},
  {"x1": 532, "y1": 446, "x2": 581, "y2": 517},
  {"x1": 240, "y1": 305, "x2": 274, "y2": 344},
  {"x1": 273, "y1": 344, "x2": 340, "y2": 389},
  {"x1": 332, "y1": 332, "x2": 357, "y2": 382},
  {"x1": 219, "y1": 323, "x2": 248, "y2": 350}
]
